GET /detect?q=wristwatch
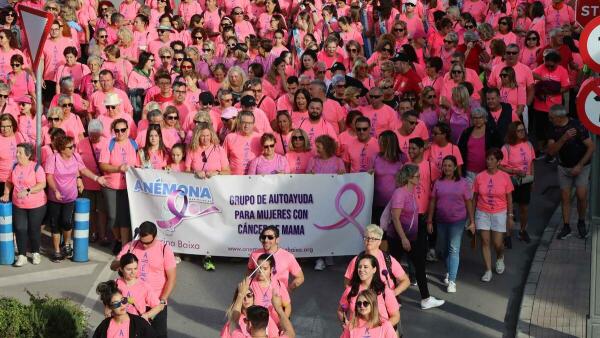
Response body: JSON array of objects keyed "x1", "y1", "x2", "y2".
[{"x1": 160, "y1": 299, "x2": 167, "y2": 305}]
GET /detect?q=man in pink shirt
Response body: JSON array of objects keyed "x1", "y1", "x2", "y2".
[
  {"x1": 308, "y1": 80, "x2": 345, "y2": 133},
  {"x1": 246, "y1": 78, "x2": 276, "y2": 122},
  {"x1": 90, "y1": 70, "x2": 133, "y2": 117},
  {"x1": 275, "y1": 77, "x2": 299, "y2": 112},
  {"x1": 488, "y1": 44, "x2": 535, "y2": 106},
  {"x1": 292, "y1": 98, "x2": 338, "y2": 150},
  {"x1": 342, "y1": 116, "x2": 379, "y2": 173},
  {"x1": 395, "y1": 110, "x2": 429, "y2": 155},
  {"x1": 223, "y1": 111, "x2": 263, "y2": 175},
  {"x1": 111, "y1": 221, "x2": 176, "y2": 338},
  {"x1": 359, "y1": 87, "x2": 398, "y2": 137},
  {"x1": 247, "y1": 225, "x2": 304, "y2": 291},
  {"x1": 42, "y1": 21, "x2": 76, "y2": 105},
  {"x1": 239, "y1": 95, "x2": 273, "y2": 134},
  {"x1": 162, "y1": 81, "x2": 191, "y2": 122}
]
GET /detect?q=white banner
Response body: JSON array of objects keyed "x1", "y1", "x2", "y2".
[{"x1": 125, "y1": 169, "x2": 374, "y2": 257}]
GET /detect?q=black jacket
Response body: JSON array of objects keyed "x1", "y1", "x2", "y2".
[
  {"x1": 93, "y1": 314, "x2": 157, "y2": 338},
  {"x1": 457, "y1": 125, "x2": 502, "y2": 176},
  {"x1": 486, "y1": 103, "x2": 514, "y2": 142}
]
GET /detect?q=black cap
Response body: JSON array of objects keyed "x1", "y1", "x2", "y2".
[
  {"x1": 234, "y1": 43, "x2": 248, "y2": 53},
  {"x1": 329, "y1": 62, "x2": 346, "y2": 72},
  {"x1": 199, "y1": 92, "x2": 215, "y2": 105},
  {"x1": 391, "y1": 52, "x2": 410, "y2": 62},
  {"x1": 240, "y1": 95, "x2": 257, "y2": 107}
]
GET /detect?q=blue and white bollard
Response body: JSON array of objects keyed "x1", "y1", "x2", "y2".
[
  {"x1": 0, "y1": 202, "x2": 14, "y2": 265},
  {"x1": 73, "y1": 198, "x2": 90, "y2": 262}
]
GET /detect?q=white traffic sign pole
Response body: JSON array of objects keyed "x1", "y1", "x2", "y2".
[{"x1": 36, "y1": 61, "x2": 42, "y2": 162}]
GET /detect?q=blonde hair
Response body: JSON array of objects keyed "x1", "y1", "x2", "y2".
[
  {"x1": 451, "y1": 85, "x2": 470, "y2": 111},
  {"x1": 395, "y1": 164, "x2": 418, "y2": 187},
  {"x1": 47, "y1": 106, "x2": 64, "y2": 119},
  {"x1": 288, "y1": 128, "x2": 311, "y2": 151},
  {"x1": 117, "y1": 27, "x2": 133, "y2": 45},
  {"x1": 350, "y1": 290, "x2": 382, "y2": 329},
  {"x1": 189, "y1": 122, "x2": 219, "y2": 151},
  {"x1": 364, "y1": 224, "x2": 383, "y2": 239},
  {"x1": 222, "y1": 66, "x2": 247, "y2": 90}
]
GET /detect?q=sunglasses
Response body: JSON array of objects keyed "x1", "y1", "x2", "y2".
[
  {"x1": 158, "y1": 30, "x2": 168, "y2": 34},
  {"x1": 166, "y1": 115, "x2": 179, "y2": 120},
  {"x1": 260, "y1": 234, "x2": 275, "y2": 241},
  {"x1": 465, "y1": 24, "x2": 474, "y2": 29},
  {"x1": 109, "y1": 297, "x2": 128, "y2": 310},
  {"x1": 444, "y1": 39, "x2": 454, "y2": 43},
  {"x1": 48, "y1": 117, "x2": 61, "y2": 121},
  {"x1": 406, "y1": 120, "x2": 417, "y2": 125},
  {"x1": 291, "y1": 136, "x2": 304, "y2": 141},
  {"x1": 194, "y1": 36, "x2": 203, "y2": 40},
  {"x1": 11, "y1": 63, "x2": 20, "y2": 67},
  {"x1": 527, "y1": 37, "x2": 538, "y2": 41},
  {"x1": 356, "y1": 301, "x2": 371, "y2": 308},
  {"x1": 369, "y1": 95, "x2": 382, "y2": 99},
  {"x1": 263, "y1": 144, "x2": 275, "y2": 149},
  {"x1": 348, "y1": 48, "x2": 358, "y2": 52},
  {"x1": 233, "y1": 11, "x2": 244, "y2": 15},
  {"x1": 114, "y1": 127, "x2": 128, "y2": 133},
  {"x1": 195, "y1": 120, "x2": 209, "y2": 126},
  {"x1": 427, "y1": 95, "x2": 436, "y2": 99},
  {"x1": 505, "y1": 51, "x2": 519, "y2": 55},
  {"x1": 356, "y1": 127, "x2": 369, "y2": 132},
  {"x1": 394, "y1": 28, "x2": 404, "y2": 32},
  {"x1": 0, "y1": 94, "x2": 8, "y2": 98},
  {"x1": 451, "y1": 70, "x2": 463, "y2": 74},
  {"x1": 379, "y1": 85, "x2": 392, "y2": 89},
  {"x1": 181, "y1": 65, "x2": 193, "y2": 70},
  {"x1": 18, "y1": 102, "x2": 28, "y2": 106},
  {"x1": 405, "y1": 2, "x2": 416, "y2": 6},
  {"x1": 98, "y1": 35, "x2": 108, "y2": 39},
  {"x1": 160, "y1": 55, "x2": 172, "y2": 59},
  {"x1": 6, "y1": 13, "x2": 14, "y2": 17},
  {"x1": 105, "y1": 105, "x2": 117, "y2": 110},
  {"x1": 62, "y1": 103, "x2": 73, "y2": 108},
  {"x1": 91, "y1": 80, "x2": 99, "y2": 83},
  {"x1": 499, "y1": 21, "x2": 508, "y2": 25},
  {"x1": 65, "y1": 145, "x2": 75, "y2": 150},
  {"x1": 175, "y1": 58, "x2": 184, "y2": 62}
]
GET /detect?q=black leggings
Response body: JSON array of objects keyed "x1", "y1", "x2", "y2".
[
  {"x1": 47, "y1": 201, "x2": 75, "y2": 234},
  {"x1": 388, "y1": 215, "x2": 430, "y2": 300},
  {"x1": 13, "y1": 205, "x2": 46, "y2": 255}
]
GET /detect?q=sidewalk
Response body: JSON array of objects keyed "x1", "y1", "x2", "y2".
[{"x1": 517, "y1": 202, "x2": 591, "y2": 337}]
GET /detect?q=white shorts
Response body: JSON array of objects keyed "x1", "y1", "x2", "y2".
[{"x1": 475, "y1": 210, "x2": 507, "y2": 233}]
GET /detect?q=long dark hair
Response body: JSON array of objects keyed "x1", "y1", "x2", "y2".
[
  {"x1": 142, "y1": 124, "x2": 167, "y2": 162},
  {"x1": 136, "y1": 51, "x2": 154, "y2": 71},
  {"x1": 347, "y1": 253, "x2": 386, "y2": 304},
  {"x1": 440, "y1": 155, "x2": 460, "y2": 181},
  {"x1": 96, "y1": 280, "x2": 120, "y2": 306}
]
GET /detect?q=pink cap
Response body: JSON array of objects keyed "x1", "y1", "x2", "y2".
[
  {"x1": 14, "y1": 95, "x2": 32, "y2": 104},
  {"x1": 411, "y1": 30, "x2": 427, "y2": 39}
]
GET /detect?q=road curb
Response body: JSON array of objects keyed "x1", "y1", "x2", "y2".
[{"x1": 516, "y1": 205, "x2": 561, "y2": 337}]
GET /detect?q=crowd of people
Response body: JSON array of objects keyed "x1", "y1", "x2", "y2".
[{"x1": 0, "y1": 0, "x2": 596, "y2": 335}]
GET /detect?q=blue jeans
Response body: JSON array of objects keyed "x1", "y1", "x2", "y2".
[{"x1": 437, "y1": 219, "x2": 466, "y2": 282}]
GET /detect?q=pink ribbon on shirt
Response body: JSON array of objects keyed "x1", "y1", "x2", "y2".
[
  {"x1": 314, "y1": 183, "x2": 365, "y2": 236},
  {"x1": 157, "y1": 190, "x2": 221, "y2": 230}
]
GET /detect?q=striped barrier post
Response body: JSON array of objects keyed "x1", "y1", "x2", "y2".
[
  {"x1": 0, "y1": 202, "x2": 14, "y2": 265},
  {"x1": 73, "y1": 198, "x2": 90, "y2": 262}
]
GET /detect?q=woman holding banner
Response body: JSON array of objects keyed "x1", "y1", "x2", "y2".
[
  {"x1": 285, "y1": 129, "x2": 312, "y2": 174},
  {"x1": 99, "y1": 118, "x2": 138, "y2": 254},
  {"x1": 247, "y1": 133, "x2": 290, "y2": 175},
  {"x1": 186, "y1": 123, "x2": 231, "y2": 179}
]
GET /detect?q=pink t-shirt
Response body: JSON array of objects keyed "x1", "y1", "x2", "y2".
[
  {"x1": 462, "y1": 0, "x2": 488, "y2": 22},
  {"x1": 344, "y1": 250, "x2": 406, "y2": 288},
  {"x1": 285, "y1": 151, "x2": 311, "y2": 174},
  {"x1": 117, "y1": 240, "x2": 177, "y2": 297},
  {"x1": 186, "y1": 145, "x2": 230, "y2": 172},
  {"x1": 488, "y1": 62, "x2": 534, "y2": 90},
  {"x1": 7, "y1": 71, "x2": 35, "y2": 98},
  {"x1": 45, "y1": 153, "x2": 86, "y2": 203},
  {"x1": 42, "y1": 37, "x2": 73, "y2": 81},
  {"x1": 342, "y1": 137, "x2": 379, "y2": 173},
  {"x1": 137, "y1": 148, "x2": 168, "y2": 169},
  {"x1": 248, "y1": 248, "x2": 302, "y2": 288},
  {"x1": 98, "y1": 113, "x2": 138, "y2": 139},
  {"x1": 390, "y1": 186, "x2": 419, "y2": 240},
  {"x1": 473, "y1": 170, "x2": 514, "y2": 213},
  {"x1": 532, "y1": 65, "x2": 570, "y2": 113},
  {"x1": 249, "y1": 278, "x2": 291, "y2": 323},
  {"x1": 223, "y1": 132, "x2": 264, "y2": 175},
  {"x1": 339, "y1": 285, "x2": 399, "y2": 322},
  {"x1": 499, "y1": 86, "x2": 526, "y2": 115},
  {"x1": 373, "y1": 156, "x2": 404, "y2": 207},
  {"x1": 428, "y1": 143, "x2": 464, "y2": 172},
  {"x1": 409, "y1": 159, "x2": 441, "y2": 213},
  {"x1": 432, "y1": 178, "x2": 473, "y2": 224},
  {"x1": 293, "y1": 118, "x2": 338, "y2": 151},
  {"x1": 17, "y1": 113, "x2": 46, "y2": 146},
  {"x1": 99, "y1": 138, "x2": 138, "y2": 190},
  {"x1": 116, "y1": 278, "x2": 160, "y2": 317},
  {"x1": 0, "y1": 49, "x2": 29, "y2": 81},
  {"x1": 8, "y1": 161, "x2": 47, "y2": 209},
  {"x1": 107, "y1": 317, "x2": 130, "y2": 338},
  {"x1": 359, "y1": 105, "x2": 398, "y2": 137},
  {"x1": 306, "y1": 156, "x2": 345, "y2": 174},
  {"x1": 501, "y1": 142, "x2": 535, "y2": 176},
  {"x1": 78, "y1": 137, "x2": 108, "y2": 191},
  {"x1": 54, "y1": 63, "x2": 91, "y2": 88},
  {"x1": 323, "y1": 99, "x2": 345, "y2": 134},
  {"x1": 247, "y1": 154, "x2": 290, "y2": 175},
  {"x1": 340, "y1": 320, "x2": 397, "y2": 338},
  {"x1": 0, "y1": 135, "x2": 19, "y2": 182}
]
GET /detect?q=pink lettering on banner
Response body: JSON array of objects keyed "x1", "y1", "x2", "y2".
[
  {"x1": 157, "y1": 190, "x2": 221, "y2": 230},
  {"x1": 314, "y1": 183, "x2": 365, "y2": 236}
]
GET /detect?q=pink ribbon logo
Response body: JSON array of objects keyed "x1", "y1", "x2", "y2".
[
  {"x1": 314, "y1": 183, "x2": 365, "y2": 236},
  {"x1": 157, "y1": 190, "x2": 221, "y2": 230}
]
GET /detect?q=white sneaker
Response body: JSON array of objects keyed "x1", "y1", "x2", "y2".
[
  {"x1": 496, "y1": 258, "x2": 505, "y2": 274},
  {"x1": 421, "y1": 296, "x2": 445, "y2": 310},
  {"x1": 14, "y1": 255, "x2": 27, "y2": 267},
  {"x1": 481, "y1": 270, "x2": 492, "y2": 282},
  {"x1": 174, "y1": 256, "x2": 182, "y2": 264},
  {"x1": 426, "y1": 248, "x2": 437, "y2": 262},
  {"x1": 447, "y1": 281, "x2": 457, "y2": 293},
  {"x1": 314, "y1": 258, "x2": 326, "y2": 271},
  {"x1": 32, "y1": 253, "x2": 41, "y2": 265},
  {"x1": 325, "y1": 256, "x2": 335, "y2": 266},
  {"x1": 443, "y1": 273, "x2": 449, "y2": 286}
]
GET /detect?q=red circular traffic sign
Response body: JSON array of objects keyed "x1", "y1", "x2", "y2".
[
  {"x1": 580, "y1": 16, "x2": 600, "y2": 74},
  {"x1": 576, "y1": 78, "x2": 600, "y2": 136}
]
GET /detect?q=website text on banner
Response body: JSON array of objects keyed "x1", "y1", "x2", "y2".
[{"x1": 125, "y1": 169, "x2": 374, "y2": 257}]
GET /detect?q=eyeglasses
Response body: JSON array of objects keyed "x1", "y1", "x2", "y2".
[
  {"x1": 105, "y1": 105, "x2": 117, "y2": 110},
  {"x1": 526, "y1": 37, "x2": 538, "y2": 41},
  {"x1": 0, "y1": 124, "x2": 12, "y2": 128},
  {"x1": 499, "y1": 21, "x2": 508, "y2": 25},
  {"x1": 109, "y1": 297, "x2": 128, "y2": 310},
  {"x1": 11, "y1": 63, "x2": 20, "y2": 67},
  {"x1": 451, "y1": 70, "x2": 463, "y2": 74},
  {"x1": 356, "y1": 127, "x2": 369, "y2": 132},
  {"x1": 98, "y1": 35, "x2": 108, "y2": 39},
  {"x1": 166, "y1": 115, "x2": 179, "y2": 120},
  {"x1": 114, "y1": 127, "x2": 128, "y2": 133},
  {"x1": 65, "y1": 145, "x2": 75, "y2": 150},
  {"x1": 348, "y1": 48, "x2": 358, "y2": 53},
  {"x1": 263, "y1": 143, "x2": 275, "y2": 149},
  {"x1": 394, "y1": 28, "x2": 404, "y2": 32},
  {"x1": 427, "y1": 95, "x2": 436, "y2": 99},
  {"x1": 48, "y1": 117, "x2": 61, "y2": 122},
  {"x1": 0, "y1": 94, "x2": 8, "y2": 99},
  {"x1": 62, "y1": 103, "x2": 73, "y2": 108},
  {"x1": 369, "y1": 95, "x2": 382, "y2": 99},
  {"x1": 465, "y1": 24, "x2": 474, "y2": 29},
  {"x1": 91, "y1": 80, "x2": 99, "y2": 83},
  {"x1": 406, "y1": 120, "x2": 417, "y2": 125},
  {"x1": 356, "y1": 301, "x2": 371, "y2": 308},
  {"x1": 175, "y1": 58, "x2": 183, "y2": 62},
  {"x1": 233, "y1": 11, "x2": 244, "y2": 15},
  {"x1": 158, "y1": 81, "x2": 171, "y2": 86},
  {"x1": 291, "y1": 136, "x2": 304, "y2": 141},
  {"x1": 181, "y1": 65, "x2": 193, "y2": 70},
  {"x1": 505, "y1": 51, "x2": 519, "y2": 55},
  {"x1": 363, "y1": 236, "x2": 381, "y2": 242},
  {"x1": 260, "y1": 234, "x2": 275, "y2": 241},
  {"x1": 194, "y1": 36, "x2": 203, "y2": 40}
]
